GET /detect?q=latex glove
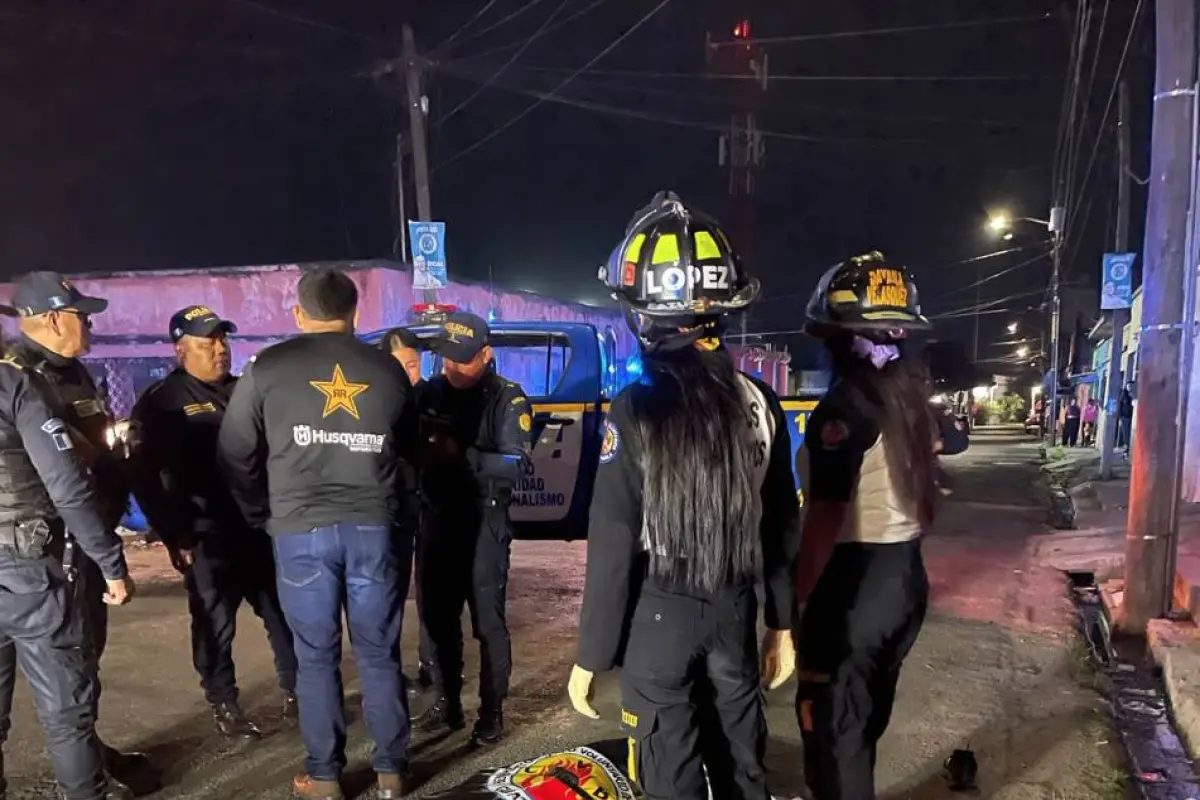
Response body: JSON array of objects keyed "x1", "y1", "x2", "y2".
[
  {"x1": 568, "y1": 664, "x2": 600, "y2": 719},
  {"x1": 760, "y1": 629, "x2": 796, "y2": 691}
]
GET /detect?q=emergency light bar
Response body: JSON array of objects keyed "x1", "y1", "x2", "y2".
[{"x1": 409, "y1": 303, "x2": 457, "y2": 325}]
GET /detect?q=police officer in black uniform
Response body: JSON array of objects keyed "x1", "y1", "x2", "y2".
[
  {"x1": 218, "y1": 267, "x2": 419, "y2": 800},
  {"x1": 0, "y1": 271, "x2": 146, "y2": 784},
  {"x1": 415, "y1": 311, "x2": 532, "y2": 745},
  {"x1": 379, "y1": 327, "x2": 436, "y2": 696},
  {"x1": 129, "y1": 306, "x2": 298, "y2": 738},
  {"x1": 568, "y1": 194, "x2": 798, "y2": 800},
  {"x1": 0, "y1": 350, "x2": 135, "y2": 800},
  {"x1": 793, "y1": 253, "x2": 968, "y2": 799}
]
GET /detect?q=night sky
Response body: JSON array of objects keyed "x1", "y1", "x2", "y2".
[{"x1": 0, "y1": 0, "x2": 1152, "y2": 371}]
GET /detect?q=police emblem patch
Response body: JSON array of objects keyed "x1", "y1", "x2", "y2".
[
  {"x1": 518, "y1": 413, "x2": 532, "y2": 433},
  {"x1": 485, "y1": 746, "x2": 636, "y2": 800},
  {"x1": 599, "y1": 420, "x2": 620, "y2": 464}
]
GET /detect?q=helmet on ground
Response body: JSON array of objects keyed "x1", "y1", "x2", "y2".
[
  {"x1": 598, "y1": 192, "x2": 759, "y2": 320},
  {"x1": 805, "y1": 251, "x2": 930, "y2": 335}
]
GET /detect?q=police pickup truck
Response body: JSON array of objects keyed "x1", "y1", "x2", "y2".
[{"x1": 119, "y1": 320, "x2": 819, "y2": 538}]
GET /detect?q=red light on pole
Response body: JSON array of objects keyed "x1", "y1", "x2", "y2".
[{"x1": 732, "y1": 20, "x2": 750, "y2": 39}]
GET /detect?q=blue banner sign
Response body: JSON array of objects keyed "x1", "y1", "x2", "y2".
[
  {"x1": 1101, "y1": 252, "x2": 1135, "y2": 310},
  {"x1": 408, "y1": 220, "x2": 448, "y2": 290}
]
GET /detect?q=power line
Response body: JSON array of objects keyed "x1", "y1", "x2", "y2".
[
  {"x1": 445, "y1": 0, "x2": 615, "y2": 62},
  {"x1": 509, "y1": 65, "x2": 1036, "y2": 82},
  {"x1": 440, "y1": 0, "x2": 557, "y2": 53},
  {"x1": 433, "y1": 0, "x2": 677, "y2": 171},
  {"x1": 224, "y1": 0, "x2": 379, "y2": 42},
  {"x1": 439, "y1": 64, "x2": 928, "y2": 145},
  {"x1": 931, "y1": 249, "x2": 1053, "y2": 302},
  {"x1": 707, "y1": 13, "x2": 1052, "y2": 49},
  {"x1": 1067, "y1": 0, "x2": 1144, "y2": 231},
  {"x1": 435, "y1": 0, "x2": 572, "y2": 126},
  {"x1": 435, "y1": 0, "x2": 506, "y2": 52}
]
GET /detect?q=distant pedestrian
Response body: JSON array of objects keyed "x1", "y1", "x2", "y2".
[
  {"x1": 1118, "y1": 383, "x2": 1135, "y2": 450},
  {"x1": 1081, "y1": 398, "x2": 1098, "y2": 447},
  {"x1": 1063, "y1": 399, "x2": 1081, "y2": 447}
]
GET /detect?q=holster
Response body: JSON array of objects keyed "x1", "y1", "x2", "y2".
[{"x1": 0, "y1": 518, "x2": 53, "y2": 561}]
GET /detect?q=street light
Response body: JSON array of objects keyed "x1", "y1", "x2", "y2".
[
  {"x1": 1007, "y1": 322, "x2": 1019, "y2": 334},
  {"x1": 1016, "y1": 346, "x2": 1029, "y2": 358},
  {"x1": 987, "y1": 214, "x2": 1012, "y2": 233}
]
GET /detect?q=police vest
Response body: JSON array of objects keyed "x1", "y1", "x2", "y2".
[
  {"x1": 0, "y1": 364, "x2": 57, "y2": 527},
  {"x1": 837, "y1": 439, "x2": 923, "y2": 545},
  {"x1": 637, "y1": 372, "x2": 775, "y2": 553}
]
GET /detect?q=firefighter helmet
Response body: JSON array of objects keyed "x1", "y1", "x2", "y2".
[
  {"x1": 598, "y1": 193, "x2": 759, "y2": 319},
  {"x1": 805, "y1": 251, "x2": 931, "y2": 333}
]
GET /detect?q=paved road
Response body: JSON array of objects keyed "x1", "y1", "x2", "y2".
[{"x1": 2, "y1": 428, "x2": 1126, "y2": 798}]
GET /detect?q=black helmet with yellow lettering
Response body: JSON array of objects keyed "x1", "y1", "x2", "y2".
[
  {"x1": 598, "y1": 192, "x2": 759, "y2": 319},
  {"x1": 805, "y1": 251, "x2": 930, "y2": 335}
]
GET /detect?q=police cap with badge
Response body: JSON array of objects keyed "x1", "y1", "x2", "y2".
[
  {"x1": 0, "y1": 271, "x2": 108, "y2": 318},
  {"x1": 430, "y1": 311, "x2": 489, "y2": 364},
  {"x1": 168, "y1": 305, "x2": 238, "y2": 343}
]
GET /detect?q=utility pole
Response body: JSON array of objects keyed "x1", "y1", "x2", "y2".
[
  {"x1": 1101, "y1": 80, "x2": 1132, "y2": 480},
  {"x1": 394, "y1": 132, "x2": 408, "y2": 263},
  {"x1": 1048, "y1": 209, "x2": 1065, "y2": 447},
  {"x1": 1124, "y1": 0, "x2": 1197, "y2": 634},
  {"x1": 401, "y1": 24, "x2": 436, "y2": 306}
]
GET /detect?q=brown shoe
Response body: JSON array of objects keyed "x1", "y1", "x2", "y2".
[
  {"x1": 376, "y1": 771, "x2": 411, "y2": 799},
  {"x1": 292, "y1": 773, "x2": 343, "y2": 800}
]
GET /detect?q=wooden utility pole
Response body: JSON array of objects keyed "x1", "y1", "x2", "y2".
[
  {"x1": 394, "y1": 132, "x2": 408, "y2": 263},
  {"x1": 401, "y1": 24, "x2": 436, "y2": 306},
  {"x1": 1101, "y1": 81, "x2": 1133, "y2": 480},
  {"x1": 1124, "y1": 0, "x2": 1197, "y2": 633}
]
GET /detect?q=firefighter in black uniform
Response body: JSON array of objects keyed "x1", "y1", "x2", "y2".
[
  {"x1": 0, "y1": 353, "x2": 135, "y2": 800},
  {"x1": 129, "y1": 306, "x2": 298, "y2": 738},
  {"x1": 568, "y1": 193, "x2": 799, "y2": 800},
  {"x1": 379, "y1": 327, "x2": 436, "y2": 696},
  {"x1": 415, "y1": 311, "x2": 532, "y2": 746},
  {"x1": 793, "y1": 252, "x2": 968, "y2": 799},
  {"x1": 0, "y1": 271, "x2": 146, "y2": 785},
  {"x1": 218, "y1": 267, "x2": 419, "y2": 800}
]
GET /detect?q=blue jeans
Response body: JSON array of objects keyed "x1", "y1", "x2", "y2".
[{"x1": 273, "y1": 523, "x2": 412, "y2": 779}]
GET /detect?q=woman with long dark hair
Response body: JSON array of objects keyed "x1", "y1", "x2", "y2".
[
  {"x1": 567, "y1": 193, "x2": 800, "y2": 800},
  {"x1": 793, "y1": 252, "x2": 968, "y2": 799}
]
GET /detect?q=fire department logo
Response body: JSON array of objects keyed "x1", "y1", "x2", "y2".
[{"x1": 485, "y1": 746, "x2": 636, "y2": 800}]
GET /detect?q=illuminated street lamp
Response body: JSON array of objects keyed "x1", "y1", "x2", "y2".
[
  {"x1": 1007, "y1": 322, "x2": 1019, "y2": 334},
  {"x1": 1016, "y1": 346, "x2": 1029, "y2": 358}
]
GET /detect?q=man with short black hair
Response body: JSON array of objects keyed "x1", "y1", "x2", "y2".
[
  {"x1": 381, "y1": 328, "x2": 424, "y2": 389},
  {"x1": 218, "y1": 266, "x2": 420, "y2": 800},
  {"x1": 130, "y1": 306, "x2": 298, "y2": 740}
]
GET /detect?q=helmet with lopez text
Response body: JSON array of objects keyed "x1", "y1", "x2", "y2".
[
  {"x1": 805, "y1": 251, "x2": 930, "y2": 335},
  {"x1": 598, "y1": 192, "x2": 759, "y2": 320}
]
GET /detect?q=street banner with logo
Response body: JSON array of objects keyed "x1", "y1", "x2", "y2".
[
  {"x1": 1100, "y1": 252, "x2": 1136, "y2": 310},
  {"x1": 409, "y1": 220, "x2": 449, "y2": 290}
]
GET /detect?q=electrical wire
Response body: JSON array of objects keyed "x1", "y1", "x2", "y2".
[
  {"x1": 509, "y1": 65, "x2": 1035, "y2": 82},
  {"x1": 224, "y1": 0, "x2": 379, "y2": 42},
  {"x1": 1067, "y1": 0, "x2": 1144, "y2": 232},
  {"x1": 707, "y1": 13, "x2": 1052, "y2": 49},
  {"x1": 435, "y1": 0, "x2": 572, "y2": 127},
  {"x1": 435, "y1": 0, "x2": 506, "y2": 52},
  {"x1": 931, "y1": 249, "x2": 1053, "y2": 302},
  {"x1": 1051, "y1": 2, "x2": 1088, "y2": 209},
  {"x1": 432, "y1": 0, "x2": 676, "y2": 171},
  {"x1": 445, "y1": 0, "x2": 615, "y2": 63},
  {"x1": 1061, "y1": 0, "x2": 1093, "y2": 220},
  {"x1": 438, "y1": 64, "x2": 929, "y2": 145},
  {"x1": 438, "y1": 0, "x2": 557, "y2": 54}
]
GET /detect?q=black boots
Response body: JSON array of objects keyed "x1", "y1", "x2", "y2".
[
  {"x1": 211, "y1": 701, "x2": 261, "y2": 739},
  {"x1": 471, "y1": 706, "x2": 504, "y2": 746},
  {"x1": 415, "y1": 696, "x2": 466, "y2": 732}
]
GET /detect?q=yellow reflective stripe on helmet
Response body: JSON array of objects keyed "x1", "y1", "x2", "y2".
[
  {"x1": 828, "y1": 290, "x2": 858, "y2": 304},
  {"x1": 651, "y1": 233, "x2": 680, "y2": 265},
  {"x1": 693, "y1": 230, "x2": 722, "y2": 260},
  {"x1": 624, "y1": 233, "x2": 647, "y2": 265}
]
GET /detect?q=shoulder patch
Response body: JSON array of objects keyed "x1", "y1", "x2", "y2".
[
  {"x1": 518, "y1": 412, "x2": 532, "y2": 433},
  {"x1": 41, "y1": 418, "x2": 65, "y2": 435},
  {"x1": 510, "y1": 395, "x2": 528, "y2": 407},
  {"x1": 599, "y1": 420, "x2": 621, "y2": 464}
]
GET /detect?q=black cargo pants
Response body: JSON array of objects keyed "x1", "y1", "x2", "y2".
[
  {"x1": 419, "y1": 504, "x2": 513, "y2": 709},
  {"x1": 0, "y1": 551, "x2": 107, "y2": 800},
  {"x1": 185, "y1": 533, "x2": 297, "y2": 705},
  {"x1": 619, "y1": 583, "x2": 768, "y2": 800},
  {"x1": 795, "y1": 540, "x2": 928, "y2": 800}
]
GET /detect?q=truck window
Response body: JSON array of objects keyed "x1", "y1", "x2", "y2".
[{"x1": 489, "y1": 332, "x2": 573, "y2": 399}]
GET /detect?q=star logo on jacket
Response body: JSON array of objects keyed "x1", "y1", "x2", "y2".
[{"x1": 310, "y1": 364, "x2": 369, "y2": 420}]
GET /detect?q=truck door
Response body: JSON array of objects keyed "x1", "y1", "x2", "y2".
[{"x1": 780, "y1": 397, "x2": 820, "y2": 506}]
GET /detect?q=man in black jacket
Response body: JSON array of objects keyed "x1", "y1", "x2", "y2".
[
  {"x1": 130, "y1": 306, "x2": 297, "y2": 739},
  {"x1": 415, "y1": 311, "x2": 532, "y2": 746},
  {"x1": 218, "y1": 267, "x2": 420, "y2": 800},
  {"x1": 0, "y1": 271, "x2": 144, "y2": 788}
]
